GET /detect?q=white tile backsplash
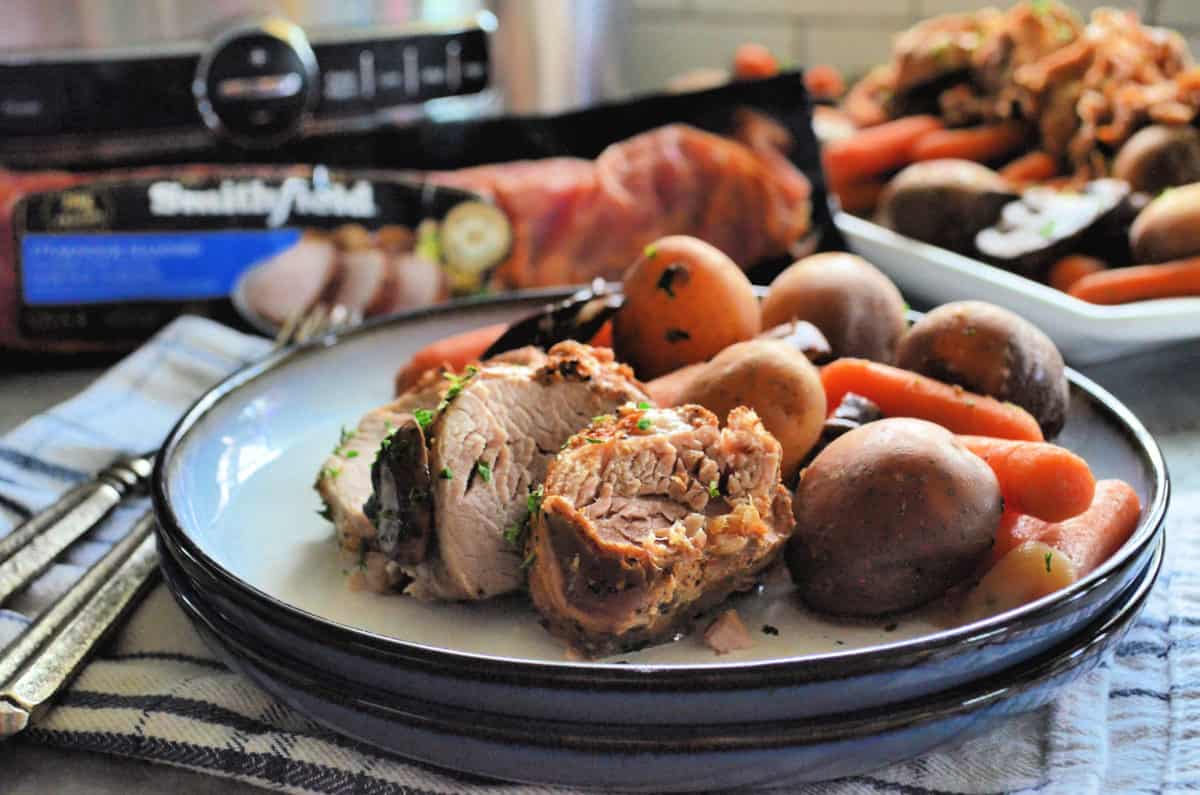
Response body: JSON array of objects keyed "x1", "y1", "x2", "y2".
[
  {"x1": 800, "y1": 25, "x2": 905, "y2": 74},
  {"x1": 691, "y1": 0, "x2": 914, "y2": 18},
  {"x1": 627, "y1": 1, "x2": 1184, "y2": 90},
  {"x1": 628, "y1": 18, "x2": 797, "y2": 91},
  {"x1": 1158, "y1": 0, "x2": 1200, "y2": 27}
]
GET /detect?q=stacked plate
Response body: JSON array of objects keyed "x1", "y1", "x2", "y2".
[{"x1": 152, "y1": 291, "x2": 1169, "y2": 791}]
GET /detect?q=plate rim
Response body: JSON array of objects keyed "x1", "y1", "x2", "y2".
[
  {"x1": 164, "y1": 525, "x2": 1162, "y2": 751},
  {"x1": 151, "y1": 288, "x2": 1171, "y2": 683}
]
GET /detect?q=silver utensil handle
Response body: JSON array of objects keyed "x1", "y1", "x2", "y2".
[
  {"x1": 0, "y1": 456, "x2": 152, "y2": 607},
  {"x1": 0, "y1": 512, "x2": 159, "y2": 738}
]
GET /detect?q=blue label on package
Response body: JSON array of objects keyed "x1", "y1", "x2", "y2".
[{"x1": 21, "y1": 229, "x2": 302, "y2": 305}]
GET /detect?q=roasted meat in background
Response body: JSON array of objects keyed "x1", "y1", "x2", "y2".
[
  {"x1": 527, "y1": 404, "x2": 794, "y2": 657},
  {"x1": 432, "y1": 122, "x2": 813, "y2": 287}
]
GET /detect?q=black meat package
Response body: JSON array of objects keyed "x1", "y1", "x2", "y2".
[{"x1": 1, "y1": 73, "x2": 832, "y2": 355}]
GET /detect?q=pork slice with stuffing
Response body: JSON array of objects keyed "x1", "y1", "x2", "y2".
[
  {"x1": 366, "y1": 341, "x2": 648, "y2": 601},
  {"x1": 526, "y1": 403, "x2": 794, "y2": 658}
]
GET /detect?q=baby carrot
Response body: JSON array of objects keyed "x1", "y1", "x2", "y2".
[
  {"x1": 1027, "y1": 479, "x2": 1142, "y2": 576},
  {"x1": 646, "y1": 362, "x2": 705, "y2": 407},
  {"x1": 958, "y1": 436, "x2": 1095, "y2": 522},
  {"x1": 820, "y1": 358, "x2": 1044, "y2": 441},
  {"x1": 821, "y1": 115, "x2": 944, "y2": 185},
  {"x1": 1049, "y1": 255, "x2": 1107, "y2": 293},
  {"x1": 991, "y1": 479, "x2": 1141, "y2": 575},
  {"x1": 804, "y1": 64, "x2": 846, "y2": 99},
  {"x1": 589, "y1": 319, "x2": 613, "y2": 350},
  {"x1": 1068, "y1": 257, "x2": 1200, "y2": 304},
  {"x1": 733, "y1": 43, "x2": 779, "y2": 80},
  {"x1": 909, "y1": 122, "x2": 1028, "y2": 164},
  {"x1": 829, "y1": 177, "x2": 887, "y2": 214},
  {"x1": 999, "y1": 150, "x2": 1058, "y2": 185},
  {"x1": 393, "y1": 322, "x2": 507, "y2": 394}
]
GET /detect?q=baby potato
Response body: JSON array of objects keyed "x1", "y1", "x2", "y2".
[
  {"x1": 613, "y1": 235, "x2": 760, "y2": 379},
  {"x1": 760, "y1": 252, "x2": 907, "y2": 362},
  {"x1": 788, "y1": 418, "x2": 1003, "y2": 616},
  {"x1": 680, "y1": 339, "x2": 826, "y2": 481},
  {"x1": 896, "y1": 300, "x2": 1069, "y2": 438},
  {"x1": 959, "y1": 541, "x2": 1079, "y2": 623}
]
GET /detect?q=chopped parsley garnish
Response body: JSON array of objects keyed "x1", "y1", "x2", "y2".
[
  {"x1": 637, "y1": 417, "x2": 652, "y2": 431},
  {"x1": 762, "y1": 624, "x2": 780, "y2": 636},
  {"x1": 439, "y1": 466, "x2": 454, "y2": 480},
  {"x1": 1044, "y1": 551, "x2": 1053, "y2": 573},
  {"x1": 340, "y1": 426, "x2": 356, "y2": 445},
  {"x1": 414, "y1": 408, "x2": 434, "y2": 429},
  {"x1": 1038, "y1": 219, "x2": 1057, "y2": 239},
  {"x1": 585, "y1": 437, "x2": 604, "y2": 444},
  {"x1": 643, "y1": 243, "x2": 658, "y2": 258},
  {"x1": 665, "y1": 328, "x2": 691, "y2": 343},
  {"x1": 502, "y1": 523, "x2": 525, "y2": 547},
  {"x1": 637, "y1": 401, "x2": 651, "y2": 410},
  {"x1": 708, "y1": 480, "x2": 720, "y2": 499},
  {"x1": 323, "y1": 466, "x2": 342, "y2": 481},
  {"x1": 964, "y1": 326, "x2": 978, "y2": 336},
  {"x1": 520, "y1": 551, "x2": 537, "y2": 571},
  {"x1": 527, "y1": 484, "x2": 544, "y2": 516},
  {"x1": 344, "y1": 450, "x2": 359, "y2": 458},
  {"x1": 437, "y1": 365, "x2": 478, "y2": 412},
  {"x1": 476, "y1": 460, "x2": 492, "y2": 483}
]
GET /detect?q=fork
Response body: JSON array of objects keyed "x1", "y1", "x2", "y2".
[{"x1": 0, "y1": 303, "x2": 359, "y2": 737}]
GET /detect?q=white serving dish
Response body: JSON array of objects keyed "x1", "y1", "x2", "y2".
[{"x1": 837, "y1": 212, "x2": 1200, "y2": 364}]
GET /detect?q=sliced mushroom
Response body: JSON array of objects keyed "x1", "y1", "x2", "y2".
[{"x1": 975, "y1": 179, "x2": 1130, "y2": 279}]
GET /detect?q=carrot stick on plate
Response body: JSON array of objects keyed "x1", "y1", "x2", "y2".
[
  {"x1": 393, "y1": 322, "x2": 508, "y2": 393},
  {"x1": 820, "y1": 358, "x2": 1044, "y2": 441},
  {"x1": 958, "y1": 436, "x2": 1095, "y2": 522},
  {"x1": 828, "y1": 177, "x2": 887, "y2": 214},
  {"x1": 821, "y1": 115, "x2": 944, "y2": 185},
  {"x1": 1068, "y1": 256, "x2": 1200, "y2": 304},
  {"x1": 990, "y1": 479, "x2": 1142, "y2": 574},
  {"x1": 909, "y1": 122, "x2": 1027, "y2": 164}
]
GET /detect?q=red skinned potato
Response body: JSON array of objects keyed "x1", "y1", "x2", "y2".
[
  {"x1": 679, "y1": 339, "x2": 826, "y2": 481},
  {"x1": 760, "y1": 252, "x2": 907, "y2": 362},
  {"x1": 787, "y1": 418, "x2": 1003, "y2": 616},
  {"x1": 895, "y1": 300, "x2": 1069, "y2": 438},
  {"x1": 613, "y1": 236, "x2": 760, "y2": 379}
]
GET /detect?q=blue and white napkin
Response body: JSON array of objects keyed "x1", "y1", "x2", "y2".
[{"x1": 1, "y1": 315, "x2": 1198, "y2": 794}]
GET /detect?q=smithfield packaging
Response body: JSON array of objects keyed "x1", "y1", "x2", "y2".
[{"x1": 0, "y1": 74, "x2": 830, "y2": 355}]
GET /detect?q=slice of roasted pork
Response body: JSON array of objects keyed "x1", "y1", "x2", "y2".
[
  {"x1": 526, "y1": 404, "x2": 794, "y2": 657},
  {"x1": 337, "y1": 341, "x2": 648, "y2": 601},
  {"x1": 316, "y1": 369, "x2": 447, "y2": 555},
  {"x1": 330, "y1": 248, "x2": 390, "y2": 315},
  {"x1": 241, "y1": 236, "x2": 338, "y2": 326}
]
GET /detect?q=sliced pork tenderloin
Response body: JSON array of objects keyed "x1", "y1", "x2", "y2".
[
  {"x1": 371, "y1": 341, "x2": 648, "y2": 601},
  {"x1": 242, "y1": 236, "x2": 338, "y2": 325},
  {"x1": 315, "y1": 369, "x2": 446, "y2": 558},
  {"x1": 330, "y1": 248, "x2": 391, "y2": 315},
  {"x1": 527, "y1": 404, "x2": 794, "y2": 657}
]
